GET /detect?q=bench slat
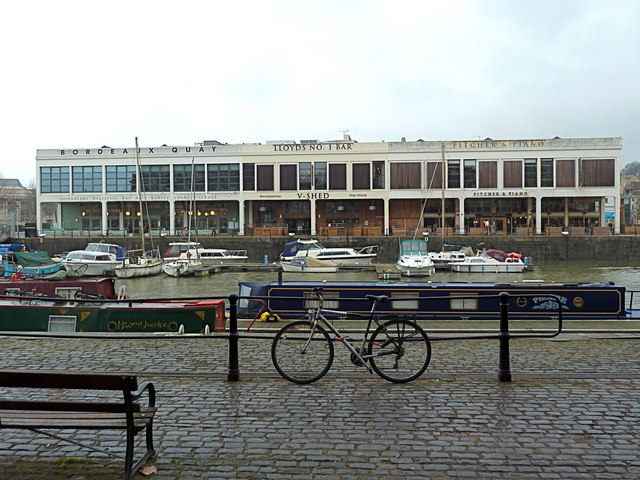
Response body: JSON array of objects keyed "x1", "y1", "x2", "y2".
[
  {"x1": 0, "y1": 409, "x2": 156, "y2": 429},
  {"x1": 0, "y1": 400, "x2": 140, "y2": 413},
  {"x1": 0, "y1": 371, "x2": 138, "y2": 391}
]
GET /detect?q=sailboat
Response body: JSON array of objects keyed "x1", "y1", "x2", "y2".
[
  {"x1": 424, "y1": 143, "x2": 469, "y2": 269},
  {"x1": 162, "y1": 159, "x2": 204, "y2": 277},
  {"x1": 114, "y1": 138, "x2": 164, "y2": 279}
]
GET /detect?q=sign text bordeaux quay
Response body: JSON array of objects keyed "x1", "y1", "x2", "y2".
[{"x1": 59, "y1": 146, "x2": 218, "y2": 156}]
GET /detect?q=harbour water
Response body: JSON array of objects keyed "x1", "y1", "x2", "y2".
[{"x1": 116, "y1": 259, "x2": 640, "y2": 300}]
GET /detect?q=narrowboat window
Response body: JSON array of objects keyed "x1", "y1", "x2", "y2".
[
  {"x1": 450, "y1": 293, "x2": 478, "y2": 310},
  {"x1": 303, "y1": 291, "x2": 339, "y2": 310},
  {"x1": 55, "y1": 287, "x2": 82, "y2": 299},
  {"x1": 390, "y1": 291, "x2": 419, "y2": 310},
  {"x1": 48, "y1": 315, "x2": 77, "y2": 332}
]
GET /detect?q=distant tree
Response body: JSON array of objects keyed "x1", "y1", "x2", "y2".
[{"x1": 621, "y1": 161, "x2": 640, "y2": 177}]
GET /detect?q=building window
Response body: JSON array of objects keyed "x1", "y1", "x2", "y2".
[
  {"x1": 106, "y1": 166, "x2": 136, "y2": 192},
  {"x1": 524, "y1": 158, "x2": 537, "y2": 188},
  {"x1": 329, "y1": 164, "x2": 347, "y2": 190},
  {"x1": 207, "y1": 164, "x2": 239, "y2": 191},
  {"x1": 41, "y1": 166, "x2": 70, "y2": 193},
  {"x1": 478, "y1": 161, "x2": 497, "y2": 189},
  {"x1": 299, "y1": 162, "x2": 312, "y2": 190},
  {"x1": 426, "y1": 162, "x2": 443, "y2": 190},
  {"x1": 463, "y1": 160, "x2": 476, "y2": 188},
  {"x1": 257, "y1": 165, "x2": 274, "y2": 191},
  {"x1": 352, "y1": 164, "x2": 370, "y2": 190},
  {"x1": 315, "y1": 162, "x2": 327, "y2": 189},
  {"x1": 541, "y1": 158, "x2": 554, "y2": 187},
  {"x1": 556, "y1": 159, "x2": 575, "y2": 187},
  {"x1": 280, "y1": 164, "x2": 297, "y2": 190},
  {"x1": 174, "y1": 164, "x2": 205, "y2": 192},
  {"x1": 503, "y1": 161, "x2": 523, "y2": 188},
  {"x1": 140, "y1": 165, "x2": 170, "y2": 192},
  {"x1": 243, "y1": 163, "x2": 255, "y2": 191},
  {"x1": 447, "y1": 160, "x2": 460, "y2": 188},
  {"x1": 580, "y1": 159, "x2": 615, "y2": 186},
  {"x1": 72, "y1": 166, "x2": 102, "y2": 193},
  {"x1": 390, "y1": 163, "x2": 420, "y2": 189},
  {"x1": 372, "y1": 161, "x2": 385, "y2": 189}
]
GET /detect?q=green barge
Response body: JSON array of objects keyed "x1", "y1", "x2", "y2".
[{"x1": 0, "y1": 297, "x2": 225, "y2": 333}]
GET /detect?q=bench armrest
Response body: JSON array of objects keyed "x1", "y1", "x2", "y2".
[{"x1": 131, "y1": 381, "x2": 156, "y2": 409}]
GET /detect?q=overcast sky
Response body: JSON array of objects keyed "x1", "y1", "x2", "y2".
[{"x1": 1, "y1": 0, "x2": 638, "y2": 186}]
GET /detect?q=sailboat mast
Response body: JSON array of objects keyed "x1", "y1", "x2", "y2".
[
  {"x1": 135, "y1": 137, "x2": 145, "y2": 252},
  {"x1": 441, "y1": 143, "x2": 446, "y2": 239}
]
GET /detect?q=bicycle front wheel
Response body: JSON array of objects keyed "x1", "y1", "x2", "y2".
[
  {"x1": 368, "y1": 319, "x2": 431, "y2": 383},
  {"x1": 271, "y1": 321, "x2": 334, "y2": 384}
]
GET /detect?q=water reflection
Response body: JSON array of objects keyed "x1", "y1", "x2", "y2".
[{"x1": 117, "y1": 260, "x2": 640, "y2": 299}]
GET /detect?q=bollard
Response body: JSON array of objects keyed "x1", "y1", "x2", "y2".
[
  {"x1": 263, "y1": 255, "x2": 268, "y2": 266},
  {"x1": 498, "y1": 291, "x2": 512, "y2": 382},
  {"x1": 227, "y1": 294, "x2": 240, "y2": 381}
]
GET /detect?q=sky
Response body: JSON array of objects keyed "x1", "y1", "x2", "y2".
[{"x1": 1, "y1": 0, "x2": 639, "y2": 186}]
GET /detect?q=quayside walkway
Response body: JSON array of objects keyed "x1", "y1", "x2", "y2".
[{"x1": 0, "y1": 333, "x2": 639, "y2": 479}]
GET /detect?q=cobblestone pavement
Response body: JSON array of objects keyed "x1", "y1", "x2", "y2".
[{"x1": 0, "y1": 332, "x2": 639, "y2": 479}]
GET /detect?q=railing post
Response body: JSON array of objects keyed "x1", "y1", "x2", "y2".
[
  {"x1": 227, "y1": 294, "x2": 240, "y2": 382},
  {"x1": 498, "y1": 292, "x2": 512, "y2": 382}
]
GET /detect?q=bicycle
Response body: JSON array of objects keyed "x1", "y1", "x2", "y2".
[{"x1": 271, "y1": 287, "x2": 432, "y2": 384}]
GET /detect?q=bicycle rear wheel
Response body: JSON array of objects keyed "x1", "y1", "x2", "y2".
[
  {"x1": 368, "y1": 319, "x2": 431, "y2": 383},
  {"x1": 271, "y1": 321, "x2": 334, "y2": 384}
]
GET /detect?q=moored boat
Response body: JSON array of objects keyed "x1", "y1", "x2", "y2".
[
  {"x1": 450, "y1": 249, "x2": 527, "y2": 273},
  {"x1": 0, "y1": 275, "x2": 119, "y2": 299},
  {"x1": 280, "y1": 256, "x2": 338, "y2": 273},
  {"x1": 280, "y1": 239, "x2": 378, "y2": 266},
  {"x1": 237, "y1": 280, "x2": 636, "y2": 320},
  {"x1": 114, "y1": 249, "x2": 164, "y2": 279},
  {"x1": 61, "y1": 243, "x2": 125, "y2": 276},
  {"x1": 3, "y1": 251, "x2": 62, "y2": 277},
  {"x1": 0, "y1": 296, "x2": 225, "y2": 333},
  {"x1": 395, "y1": 239, "x2": 435, "y2": 277}
]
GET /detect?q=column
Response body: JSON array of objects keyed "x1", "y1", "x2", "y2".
[
  {"x1": 101, "y1": 200, "x2": 108, "y2": 235},
  {"x1": 169, "y1": 201, "x2": 175, "y2": 235},
  {"x1": 535, "y1": 196, "x2": 542, "y2": 235},
  {"x1": 457, "y1": 197, "x2": 465, "y2": 235},
  {"x1": 310, "y1": 200, "x2": 317, "y2": 236},
  {"x1": 238, "y1": 200, "x2": 246, "y2": 236},
  {"x1": 383, "y1": 198, "x2": 390, "y2": 235}
]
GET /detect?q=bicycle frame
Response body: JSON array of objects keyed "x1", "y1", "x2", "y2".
[{"x1": 306, "y1": 298, "x2": 391, "y2": 370}]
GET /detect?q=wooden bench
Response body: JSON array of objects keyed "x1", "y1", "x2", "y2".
[{"x1": 0, "y1": 371, "x2": 157, "y2": 480}]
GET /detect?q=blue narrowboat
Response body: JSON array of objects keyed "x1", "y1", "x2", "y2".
[{"x1": 237, "y1": 280, "x2": 638, "y2": 320}]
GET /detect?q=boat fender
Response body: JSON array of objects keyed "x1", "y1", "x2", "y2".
[{"x1": 259, "y1": 311, "x2": 282, "y2": 322}]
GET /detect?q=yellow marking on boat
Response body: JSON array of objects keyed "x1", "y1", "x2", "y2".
[
  {"x1": 81, "y1": 312, "x2": 91, "y2": 323},
  {"x1": 196, "y1": 310, "x2": 205, "y2": 321}
]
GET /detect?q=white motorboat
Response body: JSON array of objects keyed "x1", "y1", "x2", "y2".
[
  {"x1": 280, "y1": 239, "x2": 378, "y2": 266},
  {"x1": 61, "y1": 243, "x2": 124, "y2": 276},
  {"x1": 428, "y1": 245, "x2": 474, "y2": 269},
  {"x1": 449, "y1": 250, "x2": 526, "y2": 273},
  {"x1": 395, "y1": 239, "x2": 435, "y2": 277},
  {"x1": 280, "y1": 256, "x2": 338, "y2": 273},
  {"x1": 114, "y1": 249, "x2": 163, "y2": 279},
  {"x1": 184, "y1": 248, "x2": 248, "y2": 266}
]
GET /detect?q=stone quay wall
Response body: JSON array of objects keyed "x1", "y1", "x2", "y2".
[{"x1": 13, "y1": 234, "x2": 640, "y2": 263}]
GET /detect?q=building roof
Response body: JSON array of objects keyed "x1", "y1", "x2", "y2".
[{"x1": 0, "y1": 179, "x2": 23, "y2": 187}]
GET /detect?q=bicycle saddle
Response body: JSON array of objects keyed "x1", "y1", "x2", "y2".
[{"x1": 366, "y1": 294, "x2": 389, "y2": 303}]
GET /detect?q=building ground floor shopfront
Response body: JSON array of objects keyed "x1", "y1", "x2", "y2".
[{"x1": 39, "y1": 193, "x2": 616, "y2": 237}]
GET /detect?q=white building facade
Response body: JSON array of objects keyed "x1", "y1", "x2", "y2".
[{"x1": 35, "y1": 136, "x2": 622, "y2": 236}]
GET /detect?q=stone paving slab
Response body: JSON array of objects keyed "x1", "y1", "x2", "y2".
[{"x1": 0, "y1": 333, "x2": 639, "y2": 479}]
